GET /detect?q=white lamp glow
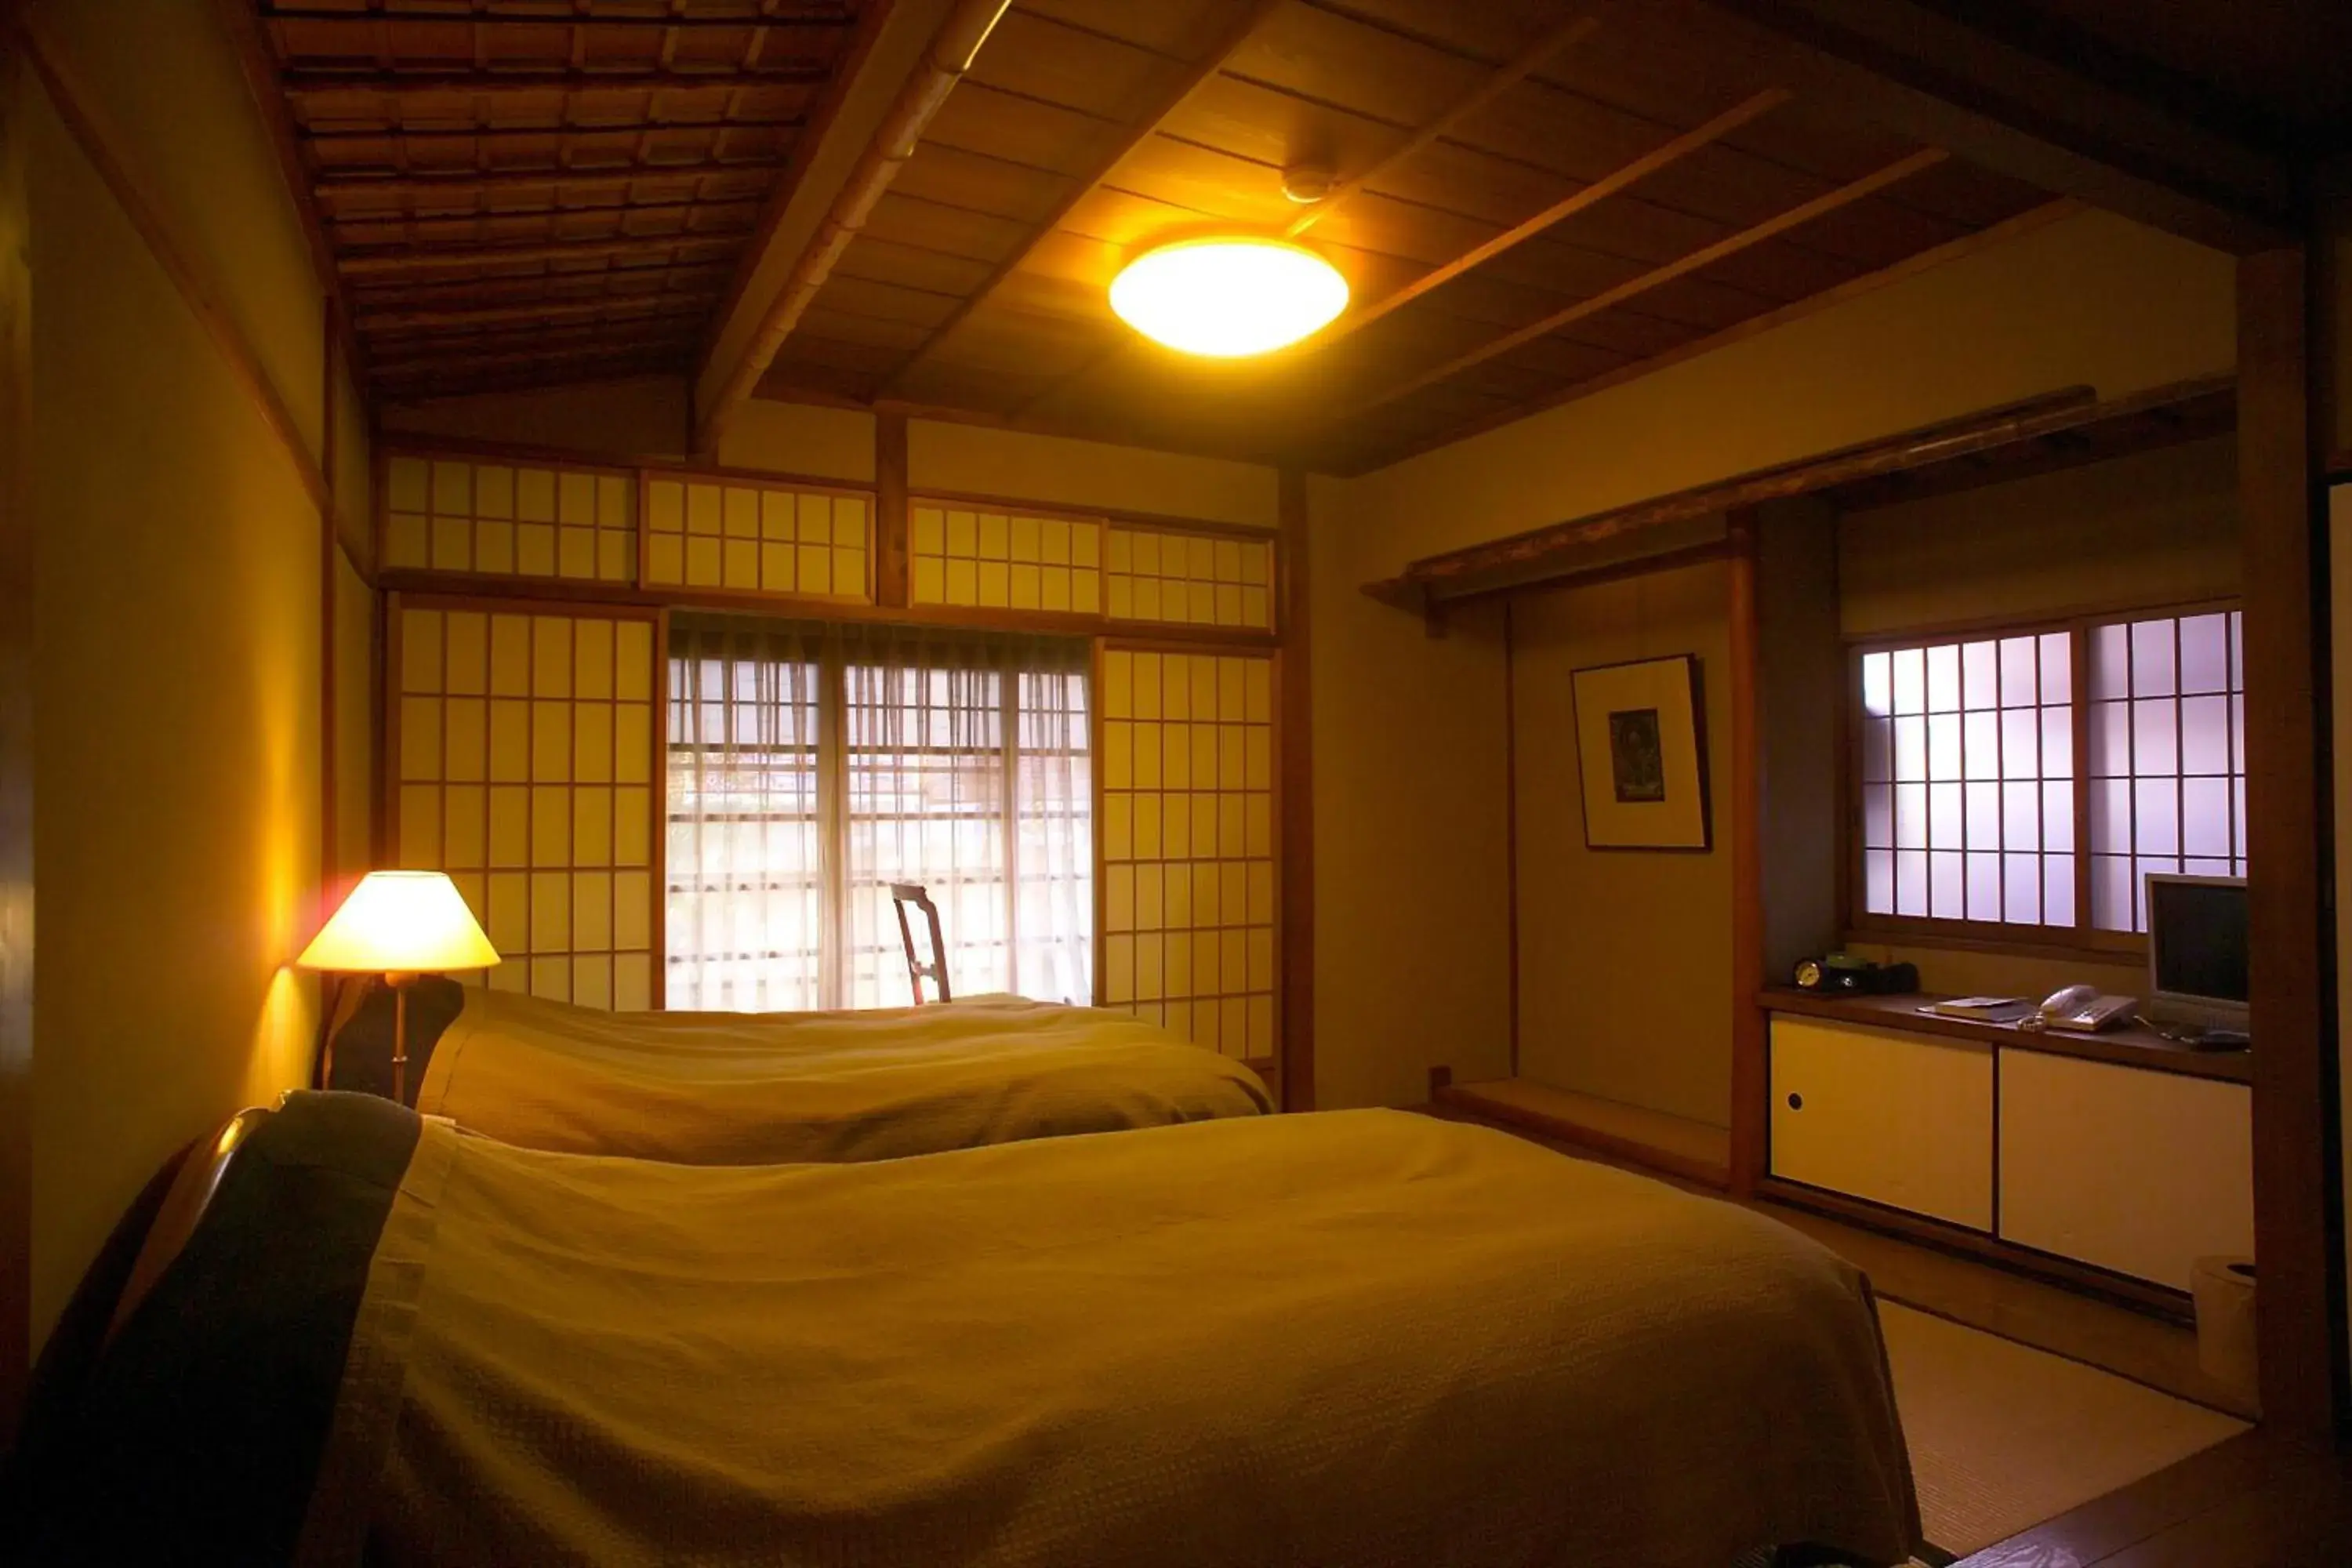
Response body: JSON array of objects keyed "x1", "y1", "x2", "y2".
[
  {"x1": 299, "y1": 871, "x2": 499, "y2": 1101},
  {"x1": 1109, "y1": 237, "x2": 1349, "y2": 358}
]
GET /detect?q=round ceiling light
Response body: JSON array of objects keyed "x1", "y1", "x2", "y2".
[{"x1": 1109, "y1": 237, "x2": 1349, "y2": 358}]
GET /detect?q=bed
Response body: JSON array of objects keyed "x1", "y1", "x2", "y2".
[
  {"x1": 38, "y1": 1091, "x2": 1920, "y2": 1567},
  {"x1": 322, "y1": 978, "x2": 1272, "y2": 1162}
]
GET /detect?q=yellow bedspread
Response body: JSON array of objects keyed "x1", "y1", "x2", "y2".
[
  {"x1": 302, "y1": 1110, "x2": 1918, "y2": 1567},
  {"x1": 417, "y1": 987, "x2": 1272, "y2": 1163}
]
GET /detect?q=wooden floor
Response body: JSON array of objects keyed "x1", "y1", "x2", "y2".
[{"x1": 1954, "y1": 1428, "x2": 2352, "y2": 1566}]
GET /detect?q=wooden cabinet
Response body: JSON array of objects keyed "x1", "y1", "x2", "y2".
[
  {"x1": 1998, "y1": 1049, "x2": 2254, "y2": 1289},
  {"x1": 1769, "y1": 1016, "x2": 1995, "y2": 1230}
]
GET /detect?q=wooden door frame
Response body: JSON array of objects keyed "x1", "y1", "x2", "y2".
[{"x1": 0, "y1": 0, "x2": 34, "y2": 1449}]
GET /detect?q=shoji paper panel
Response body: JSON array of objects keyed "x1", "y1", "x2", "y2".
[
  {"x1": 1106, "y1": 524, "x2": 1272, "y2": 631},
  {"x1": 383, "y1": 453, "x2": 635, "y2": 583},
  {"x1": 394, "y1": 600, "x2": 661, "y2": 1010},
  {"x1": 644, "y1": 474, "x2": 873, "y2": 601},
  {"x1": 1098, "y1": 646, "x2": 1277, "y2": 1061},
  {"x1": 910, "y1": 502, "x2": 1102, "y2": 614}
]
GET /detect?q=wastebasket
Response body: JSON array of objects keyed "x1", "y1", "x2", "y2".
[{"x1": 2190, "y1": 1254, "x2": 2257, "y2": 1408}]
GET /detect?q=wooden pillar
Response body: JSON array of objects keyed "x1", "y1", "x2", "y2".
[
  {"x1": 0, "y1": 0, "x2": 34, "y2": 1441},
  {"x1": 874, "y1": 411, "x2": 909, "y2": 608},
  {"x1": 1278, "y1": 467, "x2": 1315, "y2": 1112},
  {"x1": 318, "y1": 296, "x2": 338, "y2": 912},
  {"x1": 1726, "y1": 509, "x2": 1766, "y2": 1196},
  {"x1": 2237, "y1": 245, "x2": 2341, "y2": 1436}
]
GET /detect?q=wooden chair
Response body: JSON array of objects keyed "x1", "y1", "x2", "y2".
[{"x1": 889, "y1": 883, "x2": 952, "y2": 1004}]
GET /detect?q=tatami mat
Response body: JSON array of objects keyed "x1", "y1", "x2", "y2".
[{"x1": 1877, "y1": 1301, "x2": 2249, "y2": 1557}]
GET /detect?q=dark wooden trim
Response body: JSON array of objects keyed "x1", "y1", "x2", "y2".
[
  {"x1": 319, "y1": 295, "x2": 339, "y2": 906},
  {"x1": 23, "y1": 13, "x2": 333, "y2": 517},
  {"x1": 0, "y1": 0, "x2": 34, "y2": 1445},
  {"x1": 1842, "y1": 919, "x2": 2146, "y2": 965},
  {"x1": 315, "y1": 158, "x2": 789, "y2": 198},
  {"x1": 1760, "y1": 989, "x2": 2252, "y2": 1085},
  {"x1": 261, "y1": 5, "x2": 860, "y2": 28},
  {"x1": 376, "y1": 568, "x2": 1281, "y2": 647},
  {"x1": 908, "y1": 487, "x2": 1280, "y2": 543},
  {"x1": 1365, "y1": 537, "x2": 1733, "y2": 612},
  {"x1": 1502, "y1": 601, "x2": 1519, "y2": 1078},
  {"x1": 1755, "y1": 1176, "x2": 2195, "y2": 1323},
  {"x1": 1728, "y1": 510, "x2": 1767, "y2": 1195},
  {"x1": 1844, "y1": 593, "x2": 2243, "y2": 651},
  {"x1": 2235, "y1": 245, "x2": 2341, "y2": 1435},
  {"x1": 874, "y1": 411, "x2": 909, "y2": 610},
  {"x1": 379, "y1": 433, "x2": 870, "y2": 496},
  {"x1": 1437, "y1": 1083, "x2": 1732, "y2": 1191},
  {"x1": 1381, "y1": 380, "x2": 2231, "y2": 599},
  {"x1": 1277, "y1": 468, "x2": 1314, "y2": 1113}
]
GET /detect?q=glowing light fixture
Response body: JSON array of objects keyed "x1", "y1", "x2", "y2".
[
  {"x1": 1109, "y1": 237, "x2": 1348, "y2": 358},
  {"x1": 299, "y1": 871, "x2": 500, "y2": 1101}
]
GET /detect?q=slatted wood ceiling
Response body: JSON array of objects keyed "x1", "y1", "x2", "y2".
[
  {"x1": 263, "y1": 0, "x2": 873, "y2": 404},
  {"x1": 256, "y1": 1, "x2": 2057, "y2": 474}
]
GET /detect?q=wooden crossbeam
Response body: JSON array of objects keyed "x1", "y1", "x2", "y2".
[
  {"x1": 349, "y1": 257, "x2": 731, "y2": 303},
  {"x1": 316, "y1": 156, "x2": 783, "y2": 196},
  {"x1": 1323, "y1": 86, "x2": 1791, "y2": 347},
  {"x1": 329, "y1": 197, "x2": 752, "y2": 230},
  {"x1": 262, "y1": 5, "x2": 855, "y2": 26},
  {"x1": 1286, "y1": 13, "x2": 1601, "y2": 240},
  {"x1": 873, "y1": 0, "x2": 1289, "y2": 400},
  {"x1": 284, "y1": 66, "x2": 826, "y2": 93},
  {"x1": 367, "y1": 328, "x2": 694, "y2": 375},
  {"x1": 339, "y1": 228, "x2": 753, "y2": 274},
  {"x1": 299, "y1": 114, "x2": 803, "y2": 142},
  {"x1": 1342, "y1": 145, "x2": 1947, "y2": 419},
  {"x1": 359, "y1": 291, "x2": 717, "y2": 333}
]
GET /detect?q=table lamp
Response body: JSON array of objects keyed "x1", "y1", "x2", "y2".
[{"x1": 299, "y1": 871, "x2": 500, "y2": 1102}]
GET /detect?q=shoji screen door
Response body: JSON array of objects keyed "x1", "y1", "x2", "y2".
[
  {"x1": 1097, "y1": 642, "x2": 1279, "y2": 1070},
  {"x1": 389, "y1": 595, "x2": 664, "y2": 1008}
]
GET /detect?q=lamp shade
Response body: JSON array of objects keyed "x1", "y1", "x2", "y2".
[{"x1": 299, "y1": 871, "x2": 501, "y2": 974}]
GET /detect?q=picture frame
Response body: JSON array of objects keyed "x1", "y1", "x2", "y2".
[{"x1": 1570, "y1": 653, "x2": 1711, "y2": 851}]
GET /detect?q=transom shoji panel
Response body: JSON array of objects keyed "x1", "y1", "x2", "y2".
[
  {"x1": 383, "y1": 452, "x2": 635, "y2": 583},
  {"x1": 394, "y1": 600, "x2": 662, "y2": 1011},
  {"x1": 910, "y1": 502, "x2": 1103, "y2": 615},
  {"x1": 1098, "y1": 646, "x2": 1278, "y2": 1062},
  {"x1": 1106, "y1": 524, "x2": 1272, "y2": 631},
  {"x1": 644, "y1": 474, "x2": 873, "y2": 602}
]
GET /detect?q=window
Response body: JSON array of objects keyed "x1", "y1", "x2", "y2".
[
  {"x1": 1853, "y1": 606, "x2": 2243, "y2": 943},
  {"x1": 666, "y1": 618, "x2": 1091, "y2": 1010}
]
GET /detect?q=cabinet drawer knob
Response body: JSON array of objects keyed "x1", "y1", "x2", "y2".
[{"x1": 1786, "y1": 1092, "x2": 1804, "y2": 1111}]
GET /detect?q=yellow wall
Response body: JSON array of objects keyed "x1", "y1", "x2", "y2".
[
  {"x1": 1840, "y1": 435, "x2": 2240, "y2": 637},
  {"x1": 1510, "y1": 564, "x2": 1736, "y2": 1126},
  {"x1": 27, "y1": 20, "x2": 348, "y2": 1349},
  {"x1": 908, "y1": 419, "x2": 1279, "y2": 528},
  {"x1": 381, "y1": 373, "x2": 693, "y2": 462},
  {"x1": 1305, "y1": 475, "x2": 1513, "y2": 1109}
]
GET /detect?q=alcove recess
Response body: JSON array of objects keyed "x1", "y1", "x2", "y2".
[{"x1": 1367, "y1": 376, "x2": 2234, "y2": 1191}]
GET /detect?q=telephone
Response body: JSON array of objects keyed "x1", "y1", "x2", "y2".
[{"x1": 2034, "y1": 984, "x2": 2136, "y2": 1033}]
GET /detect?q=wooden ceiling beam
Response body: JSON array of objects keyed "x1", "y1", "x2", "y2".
[
  {"x1": 316, "y1": 157, "x2": 784, "y2": 196},
  {"x1": 261, "y1": 5, "x2": 855, "y2": 27},
  {"x1": 330, "y1": 197, "x2": 750, "y2": 230},
  {"x1": 1648, "y1": 0, "x2": 2296, "y2": 252},
  {"x1": 871, "y1": 0, "x2": 1289, "y2": 403},
  {"x1": 338, "y1": 229, "x2": 753, "y2": 274},
  {"x1": 299, "y1": 114, "x2": 804, "y2": 142},
  {"x1": 282, "y1": 66, "x2": 826, "y2": 93},
  {"x1": 368, "y1": 331, "x2": 692, "y2": 375},
  {"x1": 358, "y1": 292, "x2": 717, "y2": 333},
  {"x1": 1323, "y1": 86, "x2": 1791, "y2": 347},
  {"x1": 1285, "y1": 13, "x2": 1601, "y2": 241},
  {"x1": 349, "y1": 257, "x2": 731, "y2": 302},
  {"x1": 692, "y1": 0, "x2": 1015, "y2": 452},
  {"x1": 1341, "y1": 146, "x2": 1947, "y2": 423}
]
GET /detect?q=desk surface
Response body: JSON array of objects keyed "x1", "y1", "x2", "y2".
[{"x1": 1759, "y1": 987, "x2": 2252, "y2": 1083}]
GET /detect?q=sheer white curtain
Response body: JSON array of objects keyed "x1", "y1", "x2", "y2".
[{"x1": 666, "y1": 615, "x2": 1091, "y2": 1011}]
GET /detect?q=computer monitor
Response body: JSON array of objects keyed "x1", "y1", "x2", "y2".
[{"x1": 2144, "y1": 873, "x2": 2249, "y2": 1028}]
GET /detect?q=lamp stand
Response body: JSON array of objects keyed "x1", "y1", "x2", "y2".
[{"x1": 384, "y1": 970, "x2": 418, "y2": 1103}]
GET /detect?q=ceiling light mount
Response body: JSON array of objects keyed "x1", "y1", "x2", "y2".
[{"x1": 1281, "y1": 162, "x2": 1336, "y2": 205}]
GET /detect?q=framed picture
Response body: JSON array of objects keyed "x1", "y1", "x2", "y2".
[{"x1": 1570, "y1": 654, "x2": 1711, "y2": 851}]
